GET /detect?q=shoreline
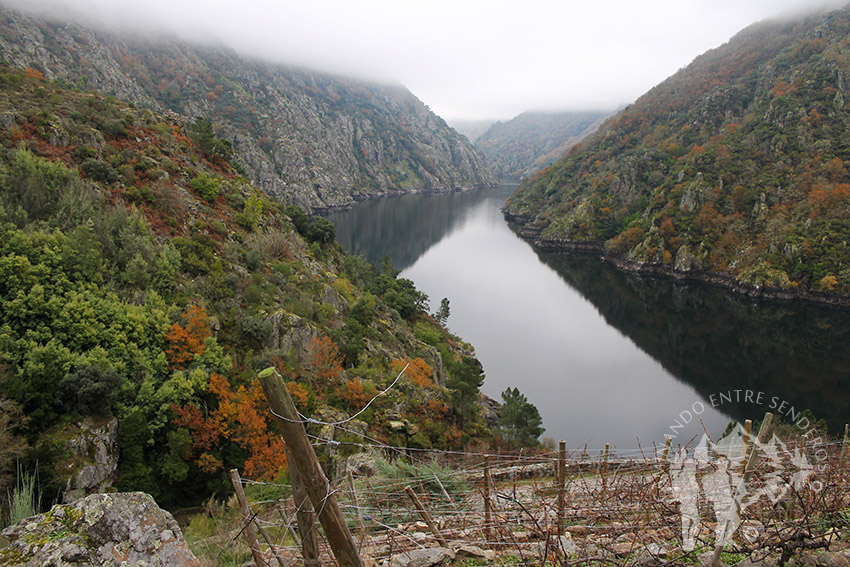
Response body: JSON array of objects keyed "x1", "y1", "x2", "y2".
[
  {"x1": 311, "y1": 182, "x2": 499, "y2": 215},
  {"x1": 503, "y1": 211, "x2": 850, "y2": 309}
]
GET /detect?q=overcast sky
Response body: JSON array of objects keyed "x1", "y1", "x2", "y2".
[{"x1": 10, "y1": 0, "x2": 849, "y2": 121}]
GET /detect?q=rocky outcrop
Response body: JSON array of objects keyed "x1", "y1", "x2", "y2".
[
  {"x1": 61, "y1": 417, "x2": 119, "y2": 503},
  {"x1": 0, "y1": 6, "x2": 496, "y2": 210},
  {"x1": 479, "y1": 393, "x2": 500, "y2": 429},
  {"x1": 0, "y1": 492, "x2": 199, "y2": 566}
]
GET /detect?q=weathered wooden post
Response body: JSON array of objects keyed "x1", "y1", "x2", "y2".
[
  {"x1": 405, "y1": 485, "x2": 448, "y2": 547},
  {"x1": 284, "y1": 443, "x2": 320, "y2": 567},
  {"x1": 433, "y1": 472, "x2": 458, "y2": 514},
  {"x1": 602, "y1": 443, "x2": 610, "y2": 476},
  {"x1": 557, "y1": 440, "x2": 566, "y2": 540},
  {"x1": 756, "y1": 412, "x2": 775, "y2": 443},
  {"x1": 741, "y1": 419, "x2": 753, "y2": 473},
  {"x1": 229, "y1": 469, "x2": 268, "y2": 567},
  {"x1": 346, "y1": 470, "x2": 366, "y2": 548},
  {"x1": 259, "y1": 367, "x2": 363, "y2": 567},
  {"x1": 661, "y1": 437, "x2": 672, "y2": 466},
  {"x1": 483, "y1": 458, "x2": 493, "y2": 543},
  {"x1": 230, "y1": 469, "x2": 287, "y2": 567}
]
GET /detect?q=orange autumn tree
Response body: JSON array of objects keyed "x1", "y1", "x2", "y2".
[
  {"x1": 338, "y1": 378, "x2": 374, "y2": 411},
  {"x1": 24, "y1": 67, "x2": 44, "y2": 81},
  {"x1": 306, "y1": 335, "x2": 343, "y2": 388},
  {"x1": 391, "y1": 357, "x2": 433, "y2": 387},
  {"x1": 208, "y1": 373, "x2": 286, "y2": 479},
  {"x1": 171, "y1": 403, "x2": 222, "y2": 473},
  {"x1": 165, "y1": 305, "x2": 212, "y2": 369}
]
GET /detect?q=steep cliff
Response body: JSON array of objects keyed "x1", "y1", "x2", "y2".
[
  {"x1": 506, "y1": 6, "x2": 850, "y2": 298},
  {"x1": 0, "y1": 5, "x2": 495, "y2": 210}
]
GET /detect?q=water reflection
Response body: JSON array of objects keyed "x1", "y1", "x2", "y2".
[
  {"x1": 539, "y1": 253, "x2": 850, "y2": 433},
  {"x1": 327, "y1": 184, "x2": 850, "y2": 448},
  {"x1": 325, "y1": 188, "x2": 510, "y2": 271}
]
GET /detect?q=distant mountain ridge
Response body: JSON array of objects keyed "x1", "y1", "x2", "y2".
[
  {"x1": 448, "y1": 119, "x2": 497, "y2": 143},
  {"x1": 475, "y1": 111, "x2": 609, "y2": 179},
  {"x1": 0, "y1": 4, "x2": 496, "y2": 210},
  {"x1": 505, "y1": 6, "x2": 850, "y2": 300}
]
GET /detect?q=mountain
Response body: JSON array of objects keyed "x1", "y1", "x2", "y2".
[
  {"x1": 448, "y1": 119, "x2": 497, "y2": 143},
  {"x1": 475, "y1": 111, "x2": 609, "y2": 179},
  {"x1": 505, "y1": 6, "x2": 850, "y2": 300},
  {"x1": 0, "y1": 64, "x2": 495, "y2": 509},
  {"x1": 0, "y1": 5, "x2": 495, "y2": 211}
]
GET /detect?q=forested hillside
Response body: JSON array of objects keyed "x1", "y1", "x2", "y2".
[
  {"x1": 0, "y1": 65, "x2": 494, "y2": 510},
  {"x1": 0, "y1": 5, "x2": 495, "y2": 211},
  {"x1": 476, "y1": 111, "x2": 608, "y2": 179},
  {"x1": 505, "y1": 6, "x2": 850, "y2": 298}
]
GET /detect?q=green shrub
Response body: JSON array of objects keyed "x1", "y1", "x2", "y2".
[
  {"x1": 101, "y1": 118, "x2": 127, "y2": 138},
  {"x1": 189, "y1": 173, "x2": 220, "y2": 203},
  {"x1": 59, "y1": 365, "x2": 123, "y2": 417},
  {"x1": 71, "y1": 146, "x2": 98, "y2": 162},
  {"x1": 80, "y1": 158, "x2": 119, "y2": 183}
]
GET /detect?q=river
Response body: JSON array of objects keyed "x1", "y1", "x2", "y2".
[{"x1": 326, "y1": 183, "x2": 850, "y2": 451}]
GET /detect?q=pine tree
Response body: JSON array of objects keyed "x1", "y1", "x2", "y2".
[{"x1": 498, "y1": 387, "x2": 544, "y2": 447}]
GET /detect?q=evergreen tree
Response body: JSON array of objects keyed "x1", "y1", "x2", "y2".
[
  {"x1": 435, "y1": 297, "x2": 450, "y2": 326},
  {"x1": 447, "y1": 357, "x2": 484, "y2": 427},
  {"x1": 498, "y1": 387, "x2": 544, "y2": 447}
]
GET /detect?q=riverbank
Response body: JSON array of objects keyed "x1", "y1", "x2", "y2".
[
  {"x1": 311, "y1": 182, "x2": 498, "y2": 215},
  {"x1": 503, "y1": 211, "x2": 850, "y2": 309}
]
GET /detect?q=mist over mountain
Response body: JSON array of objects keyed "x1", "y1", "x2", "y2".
[
  {"x1": 506, "y1": 5, "x2": 850, "y2": 299},
  {"x1": 448, "y1": 119, "x2": 497, "y2": 144},
  {"x1": 0, "y1": 4, "x2": 495, "y2": 211},
  {"x1": 475, "y1": 111, "x2": 610, "y2": 180}
]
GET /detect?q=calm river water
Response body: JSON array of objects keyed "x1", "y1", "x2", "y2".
[{"x1": 326, "y1": 184, "x2": 850, "y2": 451}]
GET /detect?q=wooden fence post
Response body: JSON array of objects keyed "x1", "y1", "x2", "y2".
[
  {"x1": 284, "y1": 443, "x2": 320, "y2": 567},
  {"x1": 259, "y1": 367, "x2": 363, "y2": 567},
  {"x1": 756, "y1": 412, "x2": 775, "y2": 444},
  {"x1": 347, "y1": 470, "x2": 366, "y2": 549},
  {"x1": 230, "y1": 469, "x2": 287, "y2": 567},
  {"x1": 557, "y1": 440, "x2": 566, "y2": 540},
  {"x1": 602, "y1": 443, "x2": 610, "y2": 476},
  {"x1": 661, "y1": 437, "x2": 672, "y2": 465},
  {"x1": 229, "y1": 469, "x2": 268, "y2": 567},
  {"x1": 433, "y1": 472, "x2": 458, "y2": 514},
  {"x1": 742, "y1": 419, "x2": 753, "y2": 473},
  {"x1": 483, "y1": 459, "x2": 492, "y2": 544},
  {"x1": 405, "y1": 485, "x2": 448, "y2": 547},
  {"x1": 841, "y1": 424, "x2": 849, "y2": 460}
]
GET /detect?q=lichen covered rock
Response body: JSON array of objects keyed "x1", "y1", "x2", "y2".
[
  {"x1": 0, "y1": 492, "x2": 199, "y2": 566},
  {"x1": 61, "y1": 417, "x2": 119, "y2": 503}
]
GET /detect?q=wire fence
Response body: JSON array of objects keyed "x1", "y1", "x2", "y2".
[{"x1": 201, "y1": 424, "x2": 850, "y2": 567}]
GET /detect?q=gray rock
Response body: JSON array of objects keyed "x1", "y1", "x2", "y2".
[
  {"x1": 390, "y1": 547, "x2": 455, "y2": 567},
  {"x1": 0, "y1": 492, "x2": 200, "y2": 566},
  {"x1": 633, "y1": 543, "x2": 671, "y2": 566},
  {"x1": 340, "y1": 453, "x2": 378, "y2": 478},
  {"x1": 698, "y1": 551, "x2": 729, "y2": 567},
  {"x1": 456, "y1": 545, "x2": 496, "y2": 561},
  {"x1": 817, "y1": 552, "x2": 850, "y2": 567},
  {"x1": 62, "y1": 417, "x2": 119, "y2": 503}
]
